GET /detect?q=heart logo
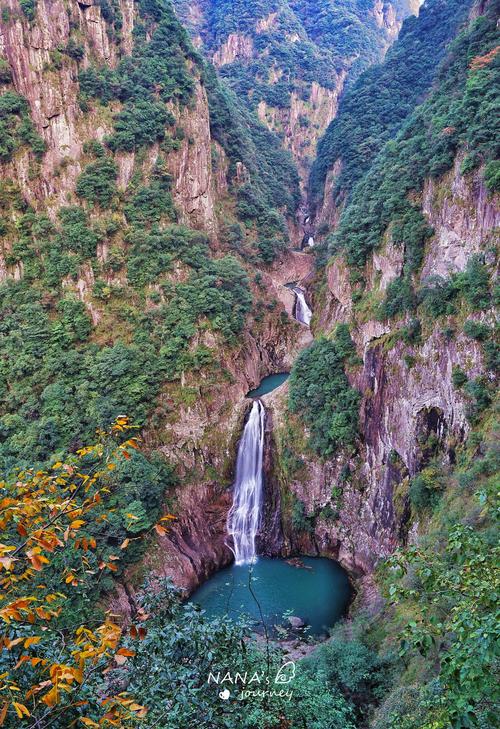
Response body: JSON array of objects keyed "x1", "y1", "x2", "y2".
[{"x1": 219, "y1": 688, "x2": 230, "y2": 700}]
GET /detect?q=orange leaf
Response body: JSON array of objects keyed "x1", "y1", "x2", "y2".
[
  {"x1": 42, "y1": 685, "x2": 58, "y2": 707},
  {"x1": 13, "y1": 702, "x2": 30, "y2": 718},
  {"x1": 154, "y1": 524, "x2": 167, "y2": 537},
  {"x1": 0, "y1": 702, "x2": 8, "y2": 726},
  {"x1": 116, "y1": 648, "x2": 135, "y2": 657},
  {"x1": 29, "y1": 554, "x2": 44, "y2": 571},
  {"x1": 24, "y1": 636, "x2": 41, "y2": 648},
  {"x1": 129, "y1": 703, "x2": 145, "y2": 712},
  {"x1": 120, "y1": 539, "x2": 130, "y2": 550}
]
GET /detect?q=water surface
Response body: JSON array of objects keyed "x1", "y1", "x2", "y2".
[
  {"x1": 247, "y1": 373, "x2": 289, "y2": 398},
  {"x1": 190, "y1": 557, "x2": 352, "y2": 637}
]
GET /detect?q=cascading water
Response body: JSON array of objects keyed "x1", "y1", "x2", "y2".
[
  {"x1": 227, "y1": 400, "x2": 265, "y2": 565},
  {"x1": 293, "y1": 287, "x2": 312, "y2": 327}
]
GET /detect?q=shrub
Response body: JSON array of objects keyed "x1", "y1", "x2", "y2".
[
  {"x1": 455, "y1": 255, "x2": 491, "y2": 311},
  {"x1": 409, "y1": 463, "x2": 445, "y2": 512},
  {"x1": 464, "y1": 376, "x2": 491, "y2": 420},
  {"x1": 303, "y1": 635, "x2": 393, "y2": 720},
  {"x1": 0, "y1": 90, "x2": 45, "y2": 160},
  {"x1": 334, "y1": 323, "x2": 357, "y2": 361},
  {"x1": 452, "y1": 365, "x2": 468, "y2": 389},
  {"x1": 400, "y1": 318, "x2": 422, "y2": 345},
  {"x1": 379, "y1": 277, "x2": 415, "y2": 319},
  {"x1": 63, "y1": 38, "x2": 85, "y2": 61},
  {"x1": 418, "y1": 275, "x2": 457, "y2": 317},
  {"x1": 76, "y1": 158, "x2": 117, "y2": 207},
  {"x1": 483, "y1": 339, "x2": 500, "y2": 373},
  {"x1": 19, "y1": 0, "x2": 36, "y2": 21},
  {"x1": 289, "y1": 337, "x2": 361, "y2": 457},
  {"x1": 0, "y1": 58, "x2": 11, "y2": 84},
  {"x1": 291, "y1": 498, "x2": 314, "y2": 533},
  {"x1": 463, "y1": 319, "x2": 491, "y2": 341},
  {"x1": 58, "y1": 206, "x2": 99, "y2": 258},
  {"x1": 257, "y1": 236, "x2": 285, "y2": 264},
  {"x1": 124, "y1": 180, "x2": 176, "y2": 225},
  {"x1": 107, "y1": 100, "x2": 173, "y2": 152},
  {"x1": 484, "y1": 159, "x2": 500, "y2": 192}
]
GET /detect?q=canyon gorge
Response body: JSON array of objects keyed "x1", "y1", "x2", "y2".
[{"x1": 0, "y1": 0, "x2": 498, "y2": 727}]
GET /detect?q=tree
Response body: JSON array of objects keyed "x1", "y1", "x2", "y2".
[
  {"x1": 289, "y1": 336, "x2": 360, "y2": 457},
  {"x1": 387, "y1": 482, "x2": 499, "y2": 728},
  {"x1": 0, "y1": 417, "x2": 173, "y2": 727}
]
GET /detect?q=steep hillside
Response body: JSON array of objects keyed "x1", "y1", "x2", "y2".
[
  {"x1": 174, "y1": 0, "x2": 420, "y2": 189},
  {"x1": 0, "y1": 0, "x2": 313, "y2": 596},
  {"x1": 267, "y1": 0, "x2": 499, "y2": 723},
  {"x1": 309, "y1": 0, "x2": 476, "y2": 226}
]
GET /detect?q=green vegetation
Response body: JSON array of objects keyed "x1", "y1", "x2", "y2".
[
  {"x1": 327, "y1": 1, "x2": 498, "y2": 279},
  {"x1": 291, "y1": 496, "x2": 314, "y2": 533},
  {"x1": 0, "y1": 58, "x2": 12, "y2": 84},
  {"x1": 0, "y1": 91, "x2": 45, "y2": 161},
  {"x1": 310, "y1": 0, "x2": 473, "y2": 206},
  {"x1": 289, "y1": 331, "x2": 361, "y2": 457},
  {"x1": 0, "y1": 218, "x2": 251, "y2": 470},
  {"x1": 79, "y1": 2, "x2": 195, "y2": 108},
  {"x1": 204, "y1": 62, "x2": 300, "y2": 249},
  {"x1": 377, "y1": 417, "x2": 499, "y2": 728},
  {"x1": 418, "y1": 254, "x2": 493, "y2": 318},
  {"x1": 19, "y1": 0, "x2": 36, "y2": 22},
  {"x1": 76, "y1": 157, "x2": 118, "y2": 207},
  {"x1": 183, "y1": 0, "x2": 412, "y2": 111}
]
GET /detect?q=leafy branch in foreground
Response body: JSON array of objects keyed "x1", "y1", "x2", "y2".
[
  {"x1": 0, "y1": 417, "x2": 174, "y2": 727},
  {"x1": 386, "y1": 479, "x2": 499, "y2": 728}
]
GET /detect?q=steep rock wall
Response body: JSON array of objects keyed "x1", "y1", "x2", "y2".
[
  {"x1": 129, "y1": 249, "x2": 315, "y2": 594},
  {"x1": 266, "y1": 161, "x2": 497, "y2": 589},
  {"x1": 0, "y1": 0, "x2": 219, "y2": 231}
]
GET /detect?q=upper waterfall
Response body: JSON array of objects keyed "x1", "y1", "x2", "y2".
[
  {"x1": 227, "y1": 400, "x2": 265, "y2": 565},
  {"x1": 293, "y1": 287, "x2": 312, "y2": 327}
]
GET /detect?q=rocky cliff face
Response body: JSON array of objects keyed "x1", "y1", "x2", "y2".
[
  {"x1": 256, "y1": 77, "x2": 346, "y2": 193},
  {"x1": 3, "y1": 0, "x2": 494, "y2": 625},
  {"x1": 0, "y1": 0, "x2": 220, "y2": 238},
  {"x1": 264, "y1": 157, "x2": 497, "y2": 599},
  {"x1": 131, "y1": 249, "x2": 314, "y2": 595}
]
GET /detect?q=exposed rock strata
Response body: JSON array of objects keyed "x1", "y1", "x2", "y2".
[{"x1": 266, "y1": 161, "x2": 495, "y2": 583}]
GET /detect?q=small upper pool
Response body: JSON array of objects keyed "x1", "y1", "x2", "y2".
[
  {"x1": 247, "y1": 373, "x2": 289, "y2": 398},
  {"x1": 190, "y1": 557, "x2": 352, "y2": 637}
]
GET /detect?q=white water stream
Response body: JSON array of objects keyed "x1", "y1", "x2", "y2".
[
  {"x1": 227, "y1": 400, "x2": 266, "y2": 565},
  {"x1": 293, "y1": 286, "x2": 312, "y2": 326}
]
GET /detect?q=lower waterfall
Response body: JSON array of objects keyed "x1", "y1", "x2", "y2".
[
  {"x1": 293, "y1": 286, "x2": 312, "y2": 326},
  {"x1": 227, "y1": 400, "x2": 265, "y2": 565}
]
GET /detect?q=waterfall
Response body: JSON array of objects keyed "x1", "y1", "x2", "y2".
[
  {"x1": 293, "y1": 287, "x2": 312, "y2": 327},
  {"x1": 227, "y1": 400, "x2": 265, "y2": 565}
]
